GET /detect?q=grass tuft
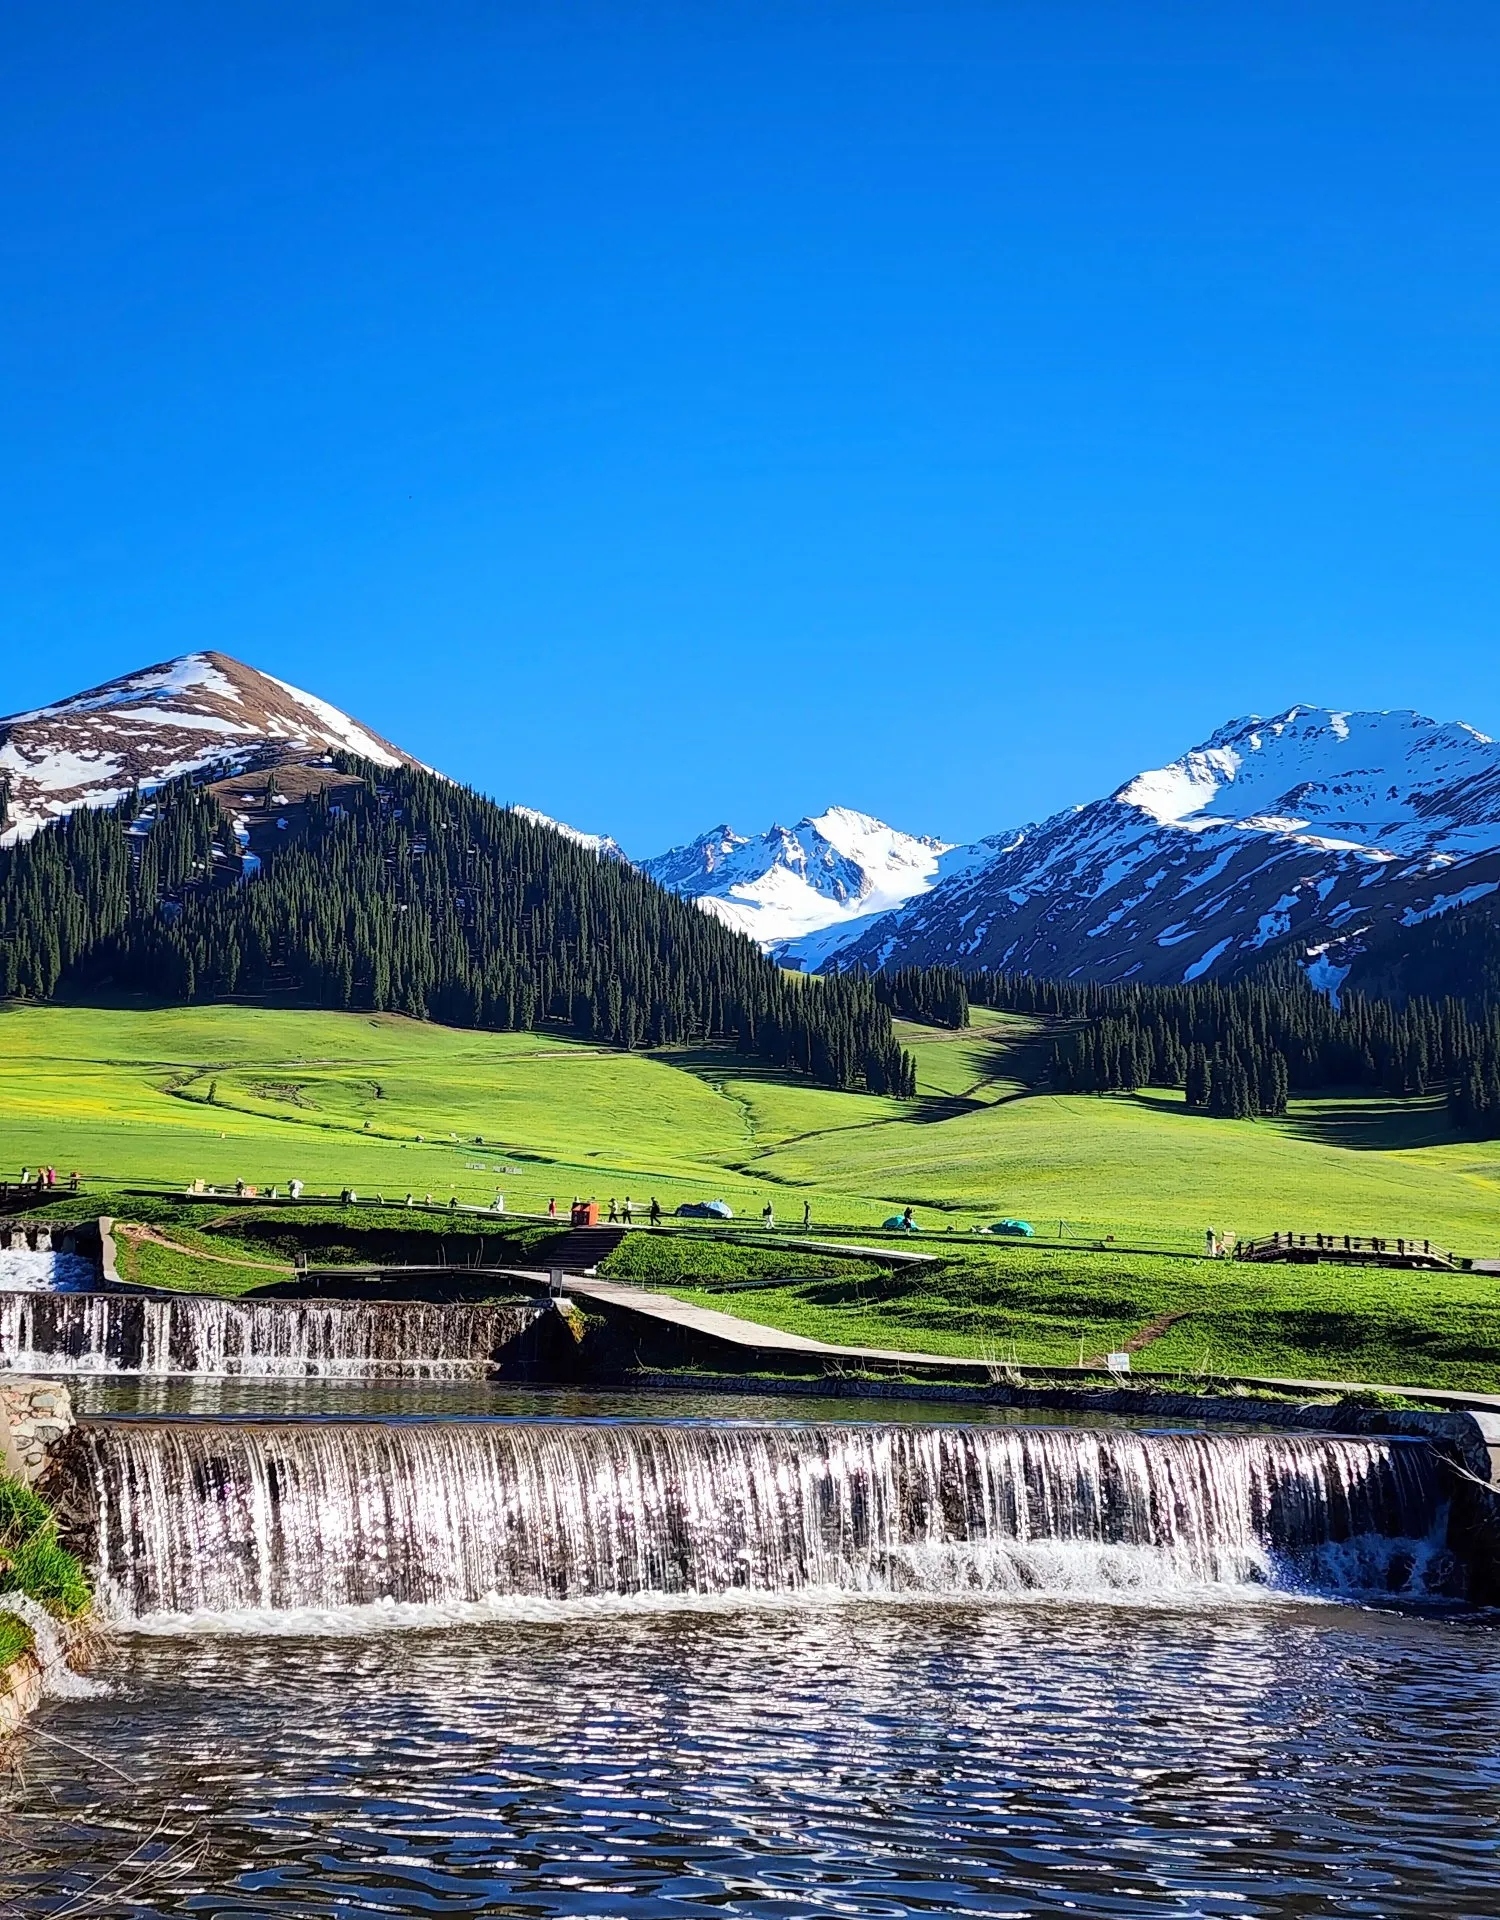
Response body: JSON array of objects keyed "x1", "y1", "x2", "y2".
[
  {"x1": 0, "y1": 1610, "x2": 33, "y2": 1672},
  {"x1": 0, "y1": 1473, "x2": 93, "y2": 1620}
]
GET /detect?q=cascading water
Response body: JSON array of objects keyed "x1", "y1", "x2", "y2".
[
  {"x1": 79, "y1": 1418, "x2": 1455, "y2": 1623},
  {"x1": 0, "y1": 1249, "x2": 99, "y2": 1291},
  {"x1": 0, "y1": 1291, "x2": 541, "y2": 1377}
]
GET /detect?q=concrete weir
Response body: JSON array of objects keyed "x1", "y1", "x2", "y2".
[
  {"x1": 497, "y1": 1269, "x2": 1500, "y2": 1600},
  {"x1": 0, "y1": 1288, "x2": 568, "y2": 1379}
]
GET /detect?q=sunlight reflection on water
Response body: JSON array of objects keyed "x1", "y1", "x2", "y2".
[{"x1": 7, "y1": 1598, "x2": 1499, "y2": 1917}]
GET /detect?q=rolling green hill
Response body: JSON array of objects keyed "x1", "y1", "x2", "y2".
[{"x1": 2, "y1": 998, "x2": 1498, "y2": 1256}]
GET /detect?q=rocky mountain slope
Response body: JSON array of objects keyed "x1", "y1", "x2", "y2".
[
  {"x1": 831, "y1": 706, "x2": 1500, "y2": 988},
  {"x1": 510, "y1": 807, "x2": 627, "y2": 863},
  {"x1": 10, "y1": 662, "x2": 1498, "y2": 996},
  {"x1": 638, "y1": 807, "x2": 983, "y2": 954},
  {"x1": 0, "y1": 653, "x2": 414, "y2": 846}
]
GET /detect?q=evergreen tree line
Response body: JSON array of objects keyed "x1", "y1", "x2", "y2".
[
  {"x1": 965, "y1": 966, "x2": 1500, "y2": 1134},
  {"x1": 0, "y1": 761, "x2": 917, "y2": 1097},
  {"x1": 1349, "y1": 895, "x2": 1500, "y2": 1009},
  {"x1": 871, "y1": 965, "x2": 970, "y2": 1029}
]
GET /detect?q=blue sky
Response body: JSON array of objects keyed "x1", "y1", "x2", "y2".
[{"x1": 3, "y1": 3, "x2": 1498, "y2": 854}]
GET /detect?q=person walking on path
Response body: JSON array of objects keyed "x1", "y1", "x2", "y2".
[
  {"x1": 762, "y1": 1202, "x2": 775, "y2": 1230},
  {"x1": 622, "y1": 1197, "x2": 633, "y2": 1225},
  {"x1": 649, "y1": 1196, "x2": 662, "y2": 1227},
  {"x1": 547, "y1": 1197, "x2": 557, "y2": 1220},
  {"x1": 608, "y1": 1198, "x2": 619, "y2": 1224},
  {"x1": 802, "y1": 1200, "x2": 811, "y2": 1230}
]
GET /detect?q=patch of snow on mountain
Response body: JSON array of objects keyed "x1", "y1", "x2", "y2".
[
  {"x1": 642, "y1": 805, "x2": 987, "y2": 952},
  {"x1": 1117, "y1": 747, "x2": 1242, "y2": 825},
  {"x1": 0, "y1": 651, "x2": 417, "y2": 846},
  {"x1": 511, "y1": 807, "x2": 627, "y2": 861},
  {"x1": 1251, "y1": 892, "x2": 1302, "y2": 948},
  {"x1": 1400, "y1": 882, "x2": 1499, "y2": 926},
  {"x1": 102, "y1": 707, "x2": 252, "y2": 736},
  {"x1": 1183, "y1": 936, "x2": 1235, "y2": 982},
  {"x1": 1306, "y1": 949, "x2": 1352, "y2": 1006},
  {"x1": 263, "y1": 673, "x2": 404, "y2": 767}
]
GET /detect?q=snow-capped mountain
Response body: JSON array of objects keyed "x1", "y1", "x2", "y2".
[
  {"x1": 639, "y1": 807, "x2": 981, "y2": 955},
  {"x1": 832, "y1": 706, "x2": 1500, "y2": 988},
  {"x1": 0, "y1": 652, "x2": 414, "y2": 846},
  {"x1": 11, "y1": 665, "x2": 1499, "y2": 995},
  {"x1": 509, "y1": 806, "x2": 627, "y2": 862}
]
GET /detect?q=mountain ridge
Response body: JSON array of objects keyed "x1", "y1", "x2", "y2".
[
  {"x1": 0, "y1": 652, "x2": 415, "y2": 847},
  {"x1": 637, "y1": 805, "x2": 967, "y2": 953},
  {"x1": 8, "y1": 657, "x2": 1500, "y2": 991},
  {"x1": 831, "y1": 704, "x2": 1500, "y2": 987}
]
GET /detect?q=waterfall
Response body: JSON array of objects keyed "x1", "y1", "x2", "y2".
[
  {"x1": 80, "y1": 1418, "x2": 1454, "y2": 1623},
  {"x1": 0, "y1": 1292, "x2": 541, "y2": 1378},
  {"x1": 0, "y1": 1250, "x2": 99, "y2": 1292}
]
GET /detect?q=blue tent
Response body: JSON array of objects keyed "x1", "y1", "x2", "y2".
[
  {"x1": 989, "y1": 1218, "x2": 1035, "y2": 1237},
  {"x1": 883, "y1": 1214, "x2": 920, "y2": 1232},
  {"x1": 676, "y1": 1200, "x2": 734, "y2": 1220}
]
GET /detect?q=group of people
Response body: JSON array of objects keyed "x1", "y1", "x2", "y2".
[
  {"x1": 547, "y1": 1196, "x2": 666, "y2": 1226},
  {"x1": 763, "y1": 1201, "x2": 814, "y2": 1229},
  {"x1": 7, "y1": 1166, "x2": 77, "y2": 1197}
]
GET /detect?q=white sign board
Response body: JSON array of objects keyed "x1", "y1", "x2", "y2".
[{"x1": 1106, "y1": 1351, "x2": 1131, "y2": 1374}]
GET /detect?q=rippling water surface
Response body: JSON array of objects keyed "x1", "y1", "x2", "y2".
[
  {"x1": 7, "y1": 1600, "x2": 1499, "y2": 1918},
  {"x1": 68, "y1": 1377, "x2": 1216, "y2": 1426}
]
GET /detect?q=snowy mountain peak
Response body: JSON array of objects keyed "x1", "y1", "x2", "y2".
[
  {"x1": 835, "y1": 702, "x2": 1500, "y2": 987},
  {"x1": 640, "y1": 807, "x2": 966, "y2": 953},
  {"x1": 0, "y1": 652, "x2": 415, "y2": 845},
  {"x1": 1116, "y1": 704, "x2": 1500, "y2": 850}
]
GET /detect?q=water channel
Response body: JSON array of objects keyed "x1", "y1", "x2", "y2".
[{"x1": 3, "y1": 1294, "x2": 1498, "y2": 1915}]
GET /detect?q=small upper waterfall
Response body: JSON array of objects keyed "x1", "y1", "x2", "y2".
[
  {"x1": 79, "y1": 1418, "x2": 1454, "y2": 1623},
  {"x1": 0, "y1": 1291, "x2": 542, "y2": 1377},
  {"x1": 0, "y1": 1242, "x2": 99, "y2": 1292}
]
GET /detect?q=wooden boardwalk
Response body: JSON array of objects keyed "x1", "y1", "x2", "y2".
[{"x1": 1238, "y1": 1231, "x2": 1457, "y2": 1271}]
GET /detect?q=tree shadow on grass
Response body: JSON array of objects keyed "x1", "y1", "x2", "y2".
[
  {"x1": 1126, "y1": 1086, "x2": 1457, "y2": 1154},
  {"x1": 1277, "y1": 1093, "x2": 1456, "y2": 1153}
]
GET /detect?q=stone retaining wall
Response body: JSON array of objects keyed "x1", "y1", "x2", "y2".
[{"x1": 0, "y1": 1377, "x2": 75, "y2": 1486}]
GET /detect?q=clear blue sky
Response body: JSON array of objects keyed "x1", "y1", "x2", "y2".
[{"x1": 3, "y1": 3, "x2": 1499, "y2": 855}]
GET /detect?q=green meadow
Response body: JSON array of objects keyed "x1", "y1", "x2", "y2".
[
  {"x1": 661, "y1": 1242, "x2": 1500, "y2": 1391},
  {"x1": 2, "y1": 998, "x2": 1498, "y2": 1255}
]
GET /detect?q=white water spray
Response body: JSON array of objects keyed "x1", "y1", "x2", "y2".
[
  {"x1": 81, "y1": 1418, "x2": 1453, "y2": 1624},
  {"x1": 0, "y1": 1291, "x2": 540, "y2": 1377}
]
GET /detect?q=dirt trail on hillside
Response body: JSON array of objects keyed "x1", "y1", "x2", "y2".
[
  {"x1": 1088, "y1": 1309, "x2": 1193, "y2": 1368},
  {"x1": 115, "y1": 1222, "x2": 293, "y2": 1273}
]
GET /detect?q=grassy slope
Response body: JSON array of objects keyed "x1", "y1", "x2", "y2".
[
  {"x1": 663, "y1": 1244, "x2": 1500, "y2": 1390},
  {"x1": 0, "y1": 1611, "x2": 31, "y2": 1671},
  {"x1": 740, "y1": 1014, "x2": 1500, "y2": 1253},
  {"x1": 1, "y1": 999, "x2": 1497, "y2": 1248},
  {"x1": 0, "y1": 1000, "x2": 767, "y2": 1213}
]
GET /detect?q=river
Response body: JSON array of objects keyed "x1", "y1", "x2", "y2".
[
  {"x1": 2, "y1": 1372, "x2": 1496, "y2": 1914},
  {"x1": 7, "y1": 1596, "x2": 1498, "y2": 1916}
]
